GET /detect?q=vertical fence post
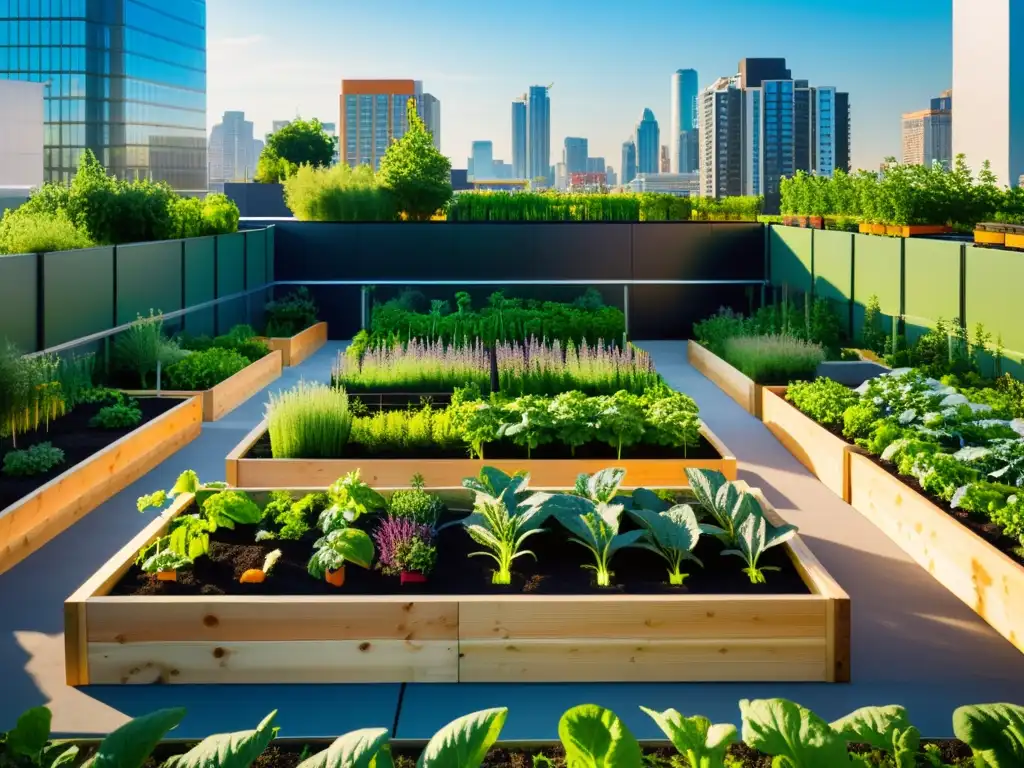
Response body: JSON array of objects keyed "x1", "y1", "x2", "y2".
[
  {"x1": 179, "y1": 239, "x2": 187, "y2": 336},
  {"x1": 360, "y1": 286, "x2": 368, "y2": 331},
  {"x1": 849, "y1": 233, "x2": 856, "y2": 340},
  {"x1": 622, "y1": 283, "x2": 630, "y2": 340},
  {"x1": 898, "y1": 236, "x2": 907, "y2": 341},
  {"x1": 243, "y1": 231, "x2": 250, "y2": 328},
  {"x1": 35, "y1": 252, "x2": 46, "y2": 353},
  {"x1": 108, "y1": 245, "x2": 118, "y2": 377},
  {"x1": 213, "y1": 236, "x2": 220, "y2": 335}
]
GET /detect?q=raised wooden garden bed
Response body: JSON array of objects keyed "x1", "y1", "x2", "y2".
[
  {"x1": 65, "y1": 487, "x2": 849, "y2": 685},
  {"x1": 1, "y1": 397, "x2": 202, "y2": 576},
  {"x1": 688, "y1": 340, "x2": 761, "y2": 417},
  {"x1": 257, "y1": 322, "x2": 327, "y2": 367},
  {"x1": 760, "y1": 387, "x2": 854, "y2": 501},
  {"x1": 225, "y1": 418, "x2": 737, "y2": 489},
  {"x1": 846, "y1": 452, "x2": 1024, "y2": 657},
  {"x1": 123, "y1": 351, "x2": 282, "y2": 422}
]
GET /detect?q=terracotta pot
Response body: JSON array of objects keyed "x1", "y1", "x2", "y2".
[
  {"x1": 157, "y1": 570, "x2": 177, "y2": 582},
  {"x1": 400, "y1": 571, "x2": 428, "y2": 585},
  {"x1": 325, "y1": 566, "x2": 346, "y2": 587},
  {"x1": 809, "y1": 216, "x2": 824, "y2": 229}
]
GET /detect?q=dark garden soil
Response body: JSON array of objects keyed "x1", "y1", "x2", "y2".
[
  {"x1": 0, "y1": 398, "x2": 181, "y2": 510},
  {"x1": 346, "y1": 391, "x2": 455, "y2": 412},
  {"x1": 110, "y1": 506, "x2": 808, "y2": 597},
  {"x1": 246, "y1": 431, "x2": 722, "y2": 461},
  {"x1": 120, "y1": 740, "x2": 975, "y2": 768}
]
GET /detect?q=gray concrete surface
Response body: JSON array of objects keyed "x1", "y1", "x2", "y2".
[{"x1": 1, "y1": 340, "x2": 1022, "y2": 740}]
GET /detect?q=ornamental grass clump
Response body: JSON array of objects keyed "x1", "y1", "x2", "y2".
[
  {"x1": 496, "y1": 337, "x2": 660, "y2": 396},
  {"x1": 333, "y1": 337, "x2": 489, "y2": 393},
  {"x1": 267, "y1": 382, "x2": 351, "y2": 459},
  {"x1": 723, "y1": 334, "x2": 825, "y2": 385}
]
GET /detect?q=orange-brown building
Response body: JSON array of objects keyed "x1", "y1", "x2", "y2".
[{"x1": 340, "y1": 79, "x2": 441, "y2": 168}]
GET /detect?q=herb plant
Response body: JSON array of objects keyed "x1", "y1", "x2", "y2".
[
  {"x1": 388, "y1": 473, "x2": 444, "y2": 527},
  {"x1": 1, "y1": 443, "x2": 65, "y2": 477},
  {"x1": 307, "y1": 527, "x2": 375, "y2": 579},
  {"x1": 373, "y1": 516, "x2": 436, "y2": 576},
  {"x1": 319, "y1": 470, "x2": 386, "y2": 531},
  {"x1": 266, "y1": 382, "x2": 351, "y2": 459},
  {"x1": 786, "y1": 378, "x2": 859, "y2": 428},
  {"x1": 164, "y1": 348, "x2": 249, "y2": 390},
  {"x1": 89, "y1": 400, "x2": 143, "y2": 429},
  {"x1": 112, "y1": 312, "x2": 186, "y2": 388},
  {"x1": 265, "y1": 287, "x2": 319, "y2": 337}
]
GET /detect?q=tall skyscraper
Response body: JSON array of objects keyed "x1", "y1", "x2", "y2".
[
  {"x1": 621, "y1": 139, "x2": 637, "y2": 185},
  {"x1": 0, "y1": 0, "x2": 207, "y2": 193},
  {"x1": 586, "y1": 157, "x2": 606, "y2": 174},
  {"x1": 526, "y1": 85, "x2": 551, "y2": 181},
  {"x1": 563, "y1": 137, "x2": 588, "y2": 174},
  {"x1": 902, "y1": 90, "x2": 952, "y2": 169},
  {"x1": 511, "y1": 96, "x2": 527, "y2": 179},
  {"x1": 670, "y1": 69, "x2": 699, "y2": 173},
  {"x1": 635, "y1": 109, "x2": 660, "y2": 175},
  {"x1": 470, "y1": 141, "x2": 494, "y2": 180},
  {"x1": 953, "y1": 0, "x2": 1023, "y2": 186},
  {"x1": 421, "y1": 94, "x2": 441, "y2": 152},
  {"x1": 660, "y1": 145, "x2": 671, "y2": 172},
  {"x1": 699, "y1": 58, "x2": 850, "y2": 212},
  {"x1": 340, "y1": 79, "x2": 431, "y2": 170},
  {"x1": 208, "y1": 111, "x2": 261, "y2": 188}
]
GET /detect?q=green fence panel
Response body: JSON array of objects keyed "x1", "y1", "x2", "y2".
[
  {"x1": 245, "y1": 229, "x2": 268, "y2": 331},
  {"x1": 115, "y1": 240, "x2": 183, "y2": 325},
  {"x1": 852, "y1": 235, "x2": 901, "y2": 344},
  {"x1": 44, "y1": 246, "x2": 113, "y2": 348},
  {"x1": 184, "y1": 237, "x2": 216, "y2": 337},
  {"x1": 904, "y1": 239, "x2": 961, "y2": 344},
  {"x1": 811, "y1": 230, "x2": 853, "y2": 334},
  {"x1": 0, "y1": 253, "x2": 38, "y2": 352},
  {"x1": 769, "y1": 225, "x2": 812, "y2": 294},
  {"x1": 266, "y1": 225, "x2": 275, "y2": 282},
  {"x1": 965, "y1": 244, "x2": 1024, "y2": 379},
  {"x1": 216, "y1": 232, "x2": 246, "y2": 333}
]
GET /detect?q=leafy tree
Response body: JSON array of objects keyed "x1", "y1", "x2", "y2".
[
  {"x1": 255, "y1": 147, "x2": 297, "y2": 184},
  {"x1": 378, "y1": 98, "x2": 452, "y2": 220},
  {"x1": 262, "y1": 118, "x2": 335, "y2": 172}
]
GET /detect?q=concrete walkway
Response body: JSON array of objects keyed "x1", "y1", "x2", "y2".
[{"x1": 1, "y1": 340, "x2": 1023, "y2": 740}]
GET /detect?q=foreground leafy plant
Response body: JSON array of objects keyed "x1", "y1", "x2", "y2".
[
  {"x1": 641, "y1": 706, "x2": 737, "y2": 768},
  {"x1": 627, "y1": 503, "x2": 706, "y2": 585},
  {"x1": 952, "y1": 703, "x2": 1024, "y2": 768},
  {"x1": 559, "y1": 704, "x2": 642, "y2": 768},
  {"x1": 417, "y1": 707, "x2": 508, "y2": 768},
  {"x1": 722, "y1": 512, "x2": 797, "y2": 585},
  {"x1": 1, "y1": 443, "x2": 65, "y2": 477}
]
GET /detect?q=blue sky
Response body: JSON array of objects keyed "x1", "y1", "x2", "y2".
[{"x1": 207, "y1": 0, "x2": 953, "y2": 173}]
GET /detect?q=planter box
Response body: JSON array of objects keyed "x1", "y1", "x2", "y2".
[
  {"x1": 1006, "y1": 233, "x2": 1024, "y2": 250},
  {"x1": 65, "y1": 487, "x2": 849, "y2": 685},
  {"x1": 225, "y1": 420, "x2": 737, "y2": 488},
  {"x1": 847, "y1": 451, "x2": 1024, "y2": 656},
  {"x1": 859, "y1": 222, "x2": 872, "y2": 234},
  {"x1": 688, "y1": 340, "x2": 761, "y2": 417},
  {"x1": 760, "y1": 387, "x2": 853, "y2": 501},
  {"x1": 974, "y1": 229, "x2": 1007, "y2": 246},
  {"x1": 1, "y1": 397, "x2": 202, "y2": 576},
  {"x1": 123, "y1": 352, "x2": 282, "y2": 422},
  {"x1": 257, "y1": 322, "x2": 327, "y2": 367}
]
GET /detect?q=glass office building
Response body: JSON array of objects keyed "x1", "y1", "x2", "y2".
[{"x1": 0, "y1": 0, "x2": 207, "y2": 193}]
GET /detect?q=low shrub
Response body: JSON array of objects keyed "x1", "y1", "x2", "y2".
[
  {"x1": 89, "y1": 400, "x2": 143, "y2": 429},
  {"x1": 266, "y1": 382, "x2": 351, "y2": 459},
  {"x1": 722, "y1": 334, "x2": 825, "y2": 384},
  {"x1": 2, "y1": 442, "x2": 65, "y2": 476},
  {"x1": 265, "y1": 287, "x2": 319, "y2": 337},
  {"x1": 283, "y1": 163, "x2": 398, "y2": 222},
  {"x1": 0, "y1": 209, "x2": 95, "y2": 254},
  {"x1": 388, "y1": 474, "x2": 445, "y2": 526},
  {"x1": 785, "y1": 378, "x2": 860, "y2": 428},
  {"x1": 113, "y1": 313, "x2": 187, "y2": 388},
  {"x1": 205, "y1": 325, "x2": 270, "y2": 364},
  {"x1": 164, "y1": 348, "x2": 249, "y2": 390}
]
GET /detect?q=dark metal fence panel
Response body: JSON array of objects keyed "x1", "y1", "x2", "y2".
[
  {"x1": 0, "y1": 253, "x2": 38, "y2": 352},
  {"x1": 215, "y1": 232, "x2": 246, "y2": 333},
  {"x1": 632, "y1": 222, "x2": 764, "y2": 282},
  {"x1": 225, "y1": 182, "x2": 289, "y2": 218},
  {"x1": 43, "y1": 246, "x2": 114, "y2": 349},
  {"x1": 244, "y1": 229, "x2": 269, "y2": 330},
  {"x1": 965, "y1": 244, "x2": 1024, "y2": 379},
  {"x1": 183, "y1": 237, "x2": 216, "y2": 337},
  {"x1": 115, "y1": 240, "x2": 183, "y2": 325}
]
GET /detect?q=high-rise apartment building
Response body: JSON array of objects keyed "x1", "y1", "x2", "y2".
[
  {"x1": 586, "y1": 157, "x2": 605, "y2": 174},
  {"x1": 511, "y1": 96, "x2": 527, "y2": 179},
  {"x1": 563, "y1": 137, "x2": 588, "y2": 174},
  {"x1": 699, "y1": 58, "x2": 850, "y2": 212},
  {"x1": 0, "y1": 0, "x2": 207, "y2": 193},
  {"x1": 953, "y1": 0, "x2": 1023, "y2": 186},
  {"x1": 470, "y1": 141, "x2": 494, "y2": 180},
  {"x1": 420, "y1": 94, "x2": 441, "y2": 152},
  {"x1": 209, "y1": 111, "x2": 261, "y2": 188},
  {"x1": 621, "y1": 139, "x2": 637, "y2": 185},
  {"x1": 526, "y1": 85, "x2": 551, "y2": 181},
  {"x1": 660, "y1": 145, "x2": 671, "y2": 172},
  {"x1": 670, "y1": 69, "x2": 699, "y2": 173},
  {"x1": 902, "y1": 90, "x2": 952, "y2": 169},
  {"x1": 635, "y1": 108, "x2": 660, "y2": 175},
  {"x1": 340, "y1": 80, "x2": 438, "y2": 170},
  {"x1": 606, "y1": 166, "x2": 617, "y2": 187}
]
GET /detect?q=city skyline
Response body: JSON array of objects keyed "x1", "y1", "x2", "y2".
[{"x1": 207, "y1": 0, "x2": 953, "y2": 175}]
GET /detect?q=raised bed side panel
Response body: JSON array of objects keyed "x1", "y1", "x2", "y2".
[
  {"x1": 0, "y1": 396, "x2": 202, "y2": 579},
  {"x1": 688, "y1": 341, "x2": 760, "y2": 416},
  {"x1": 760, "y1": 387, "x2": 852, "y2": 501},
  {"x1": 848, "y1": 451, "x2": 1024, "y2": 656},
  {"x1": 263, "y1": 322, "x2": 328, "y2": 367}
]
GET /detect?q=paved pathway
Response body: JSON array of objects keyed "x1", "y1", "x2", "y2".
[{"x1": 1, "y1": 340, "x2": 1022, "y2": 740}]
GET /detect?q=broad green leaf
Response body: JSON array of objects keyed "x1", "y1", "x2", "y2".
[
  {"x1": 685, "y1": 469, "x2": 727, "y2": 515},
  {"x1": 327, "y1": 528, "x2": 375, "y2": 569},
  {"x1": 831, "y1": 705, "x2": 919, "y2": 766},
  {"x1": 46, "y1": 744, "x2": 80, "y2": 768},
  {"x1": 169, "y1": 470, "x2": 200, "y2": 497},
  {"x1": 297, "y1": 727, "x2": 393, "y2": 768},
  {"x1": 84, "y1": 707, "x2": 186, "y2": 768},
  {"x1": 559, "y1": 704, "x2": 642, "y2": 768},
  {"x1": 588, "y1": 468, "x2": 626, "y2": 503},
  {"x1": 629, "y1": 487, "x2": 670, "y2": 513},
  {"x1": 165, "y1": 711, "x2": 278, "y2": 768},
  {"x1": 7, "y1": 706, "x2": 52, "y2": 757},
  {"x1": 740, "y1": 699, "x2": 850, "y2": 768},
  {"x1": 417, "y1": 707, "x2": 507, "y2": 768},
  {"x1": 640, "y1": 707, "x2": 736, "y2": 768},
  {"x1": 607, "y1": 529, "x2": 645, "y2": 556},
  {"x1": 539, "y1": 492, "x2": 595, "y2": 522},
  {"x1": 953, "y1": 703, "x2": 1024, "y2": 768}
]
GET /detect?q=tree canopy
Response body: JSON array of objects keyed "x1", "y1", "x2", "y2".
[
  {"x1": 378, "y1": 99, "x2": 452, "y2": 220},
  {"x1": 257, "y1": 118, "x2": 336, "y2": 183}
]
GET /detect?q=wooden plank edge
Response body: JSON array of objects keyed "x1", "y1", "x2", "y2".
[
  {"x1": 687, "y1": 340, "x2": 760, "y2": 416},
  {"x1": 63, "y1": 598, "x2": 88, "y2": 685},
  {"x1": 209, "y1": 351, "x2": 283, "y2": 421}
]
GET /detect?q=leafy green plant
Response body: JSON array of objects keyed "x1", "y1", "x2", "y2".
[
  {"x1": 416, "y1": 707, "x2": 508, "y2": 768},
  {"x1": 1, "y1": 442, "x2": 65, "y2": 477},
  {"x1": 786, "y1": 378, "x2": 860, "y2": 428},
  {"x1": 164, "y1": 348, "x2": 249, "y2": 391},
  {"x1": 953, "y1": 703, "x2": 1024, "y2": 767},
  {"x1": 267, "y1": 382, "x2": 351, "y2": 459},
  {"x1": 135, "y1": 537, "x2": 194, "y2": 573},
  {"x1": 202, "y1": 490, "x2": 263, "y2": 528},
  {"x1": 498, "y1": 394, "x2": 555, "y2": 458},
  {"x1": 307, "y1": 527, "x2": 375, "y2": 579},
  {"x1": 641, "y1": 707, "x2": 737, "y2": 768},
  {"x1": 265, "y1": 287, "x2": 320, "y2": 337},
  {"x1": 256, "y1": 491, "x2": 327, "y2": 542},
  {"x1": 388, "y1": 474, "x2": 445, "y2": 527},
  {"x1": 685, "y1": 469, "x2": 754, "y2": 546},
  {"x1": 627, "y1": 503, "x2": 706, "y2": 585},
  {"x1": 209, "y1": 326, "x2": 270, "y2": 364},
  {"x1": 112, "y1": 312, "x2": 186, "y2": 388},
  {"x1": 0, "y1": 706, "x2": 78, "y2": 768},
  {"x1": 318, "y1": 470, "x2": 386, "y2": 532},
  {"x1": 722, "y1": 513, "x2": 798, "y2": 584},
  {"x1": 723, "y1": 334, "x2": 825, "y2": 385},
  {"x1": 89, "y1": 400, "x2": 142, "y2": 429},
  {"x1": 596, "y1": 390, "x2": 646, "y2": 460},
  {"x1": 551, "y1": 498, "x2": 644, "y2": 588},
  {"x1": 164, "y1": 711, "x2": 279, "y2": 768},
  {"x1": 558, "y1": 704, "x2": 642, "y2": 768}
]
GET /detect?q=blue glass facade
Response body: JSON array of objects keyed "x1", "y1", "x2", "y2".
[
  {"x1": 526, "y1": 85, "x2": 549, "y2": 182},
  {"x1": 635, "y1": 108, "x2": 660, "y2": 175},
  {"x1": 0, "y1": 0, "x2": 207, "y2": 192},
  {"x1": 761, "y1": 80, "x2": 794, "y2": 211},
  {"x1": 511, "y1": 98, "x2": 526, "y2": 180}
]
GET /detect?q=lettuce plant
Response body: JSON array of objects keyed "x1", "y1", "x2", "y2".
[
  {"x1": 559, "y1": 704, "x2": 642, "y2": 768},
  {"x1": 641, "y1": 707, "x2": 737, "y2": 768},
  {"x1": 498, "y1": 394, "x2": 555, "y2": 458},
  {"x1": 163, "y1": 711, "x2": 278, "y2": 768},
  {"x1": 318, "y1": 469, "x2": 386, "y2": 532},
  {"x1": 307, "y1": 527, "x2": 375, "y2": 579},
  {"x1": 953, "y1": 703, "x2": 1024, "y2": 767}
]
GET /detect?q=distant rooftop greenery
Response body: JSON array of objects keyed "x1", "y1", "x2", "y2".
[
  {"x1": 256, "y1": 117, "x2": 336, "y2": 184},
  {"x1": 780, "y1": 157, "x2": 1024, "y2": 228},
  {"x1": 0, "y1": 150, "x2": 239, "y2": 255},
  {"x1": 446, "y1": 192, "x2": 763, "y2": 222}
]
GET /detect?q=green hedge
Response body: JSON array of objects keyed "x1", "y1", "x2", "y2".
[{"x1": 445, "y1": 192, "x2": 763, "y2": 222}]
